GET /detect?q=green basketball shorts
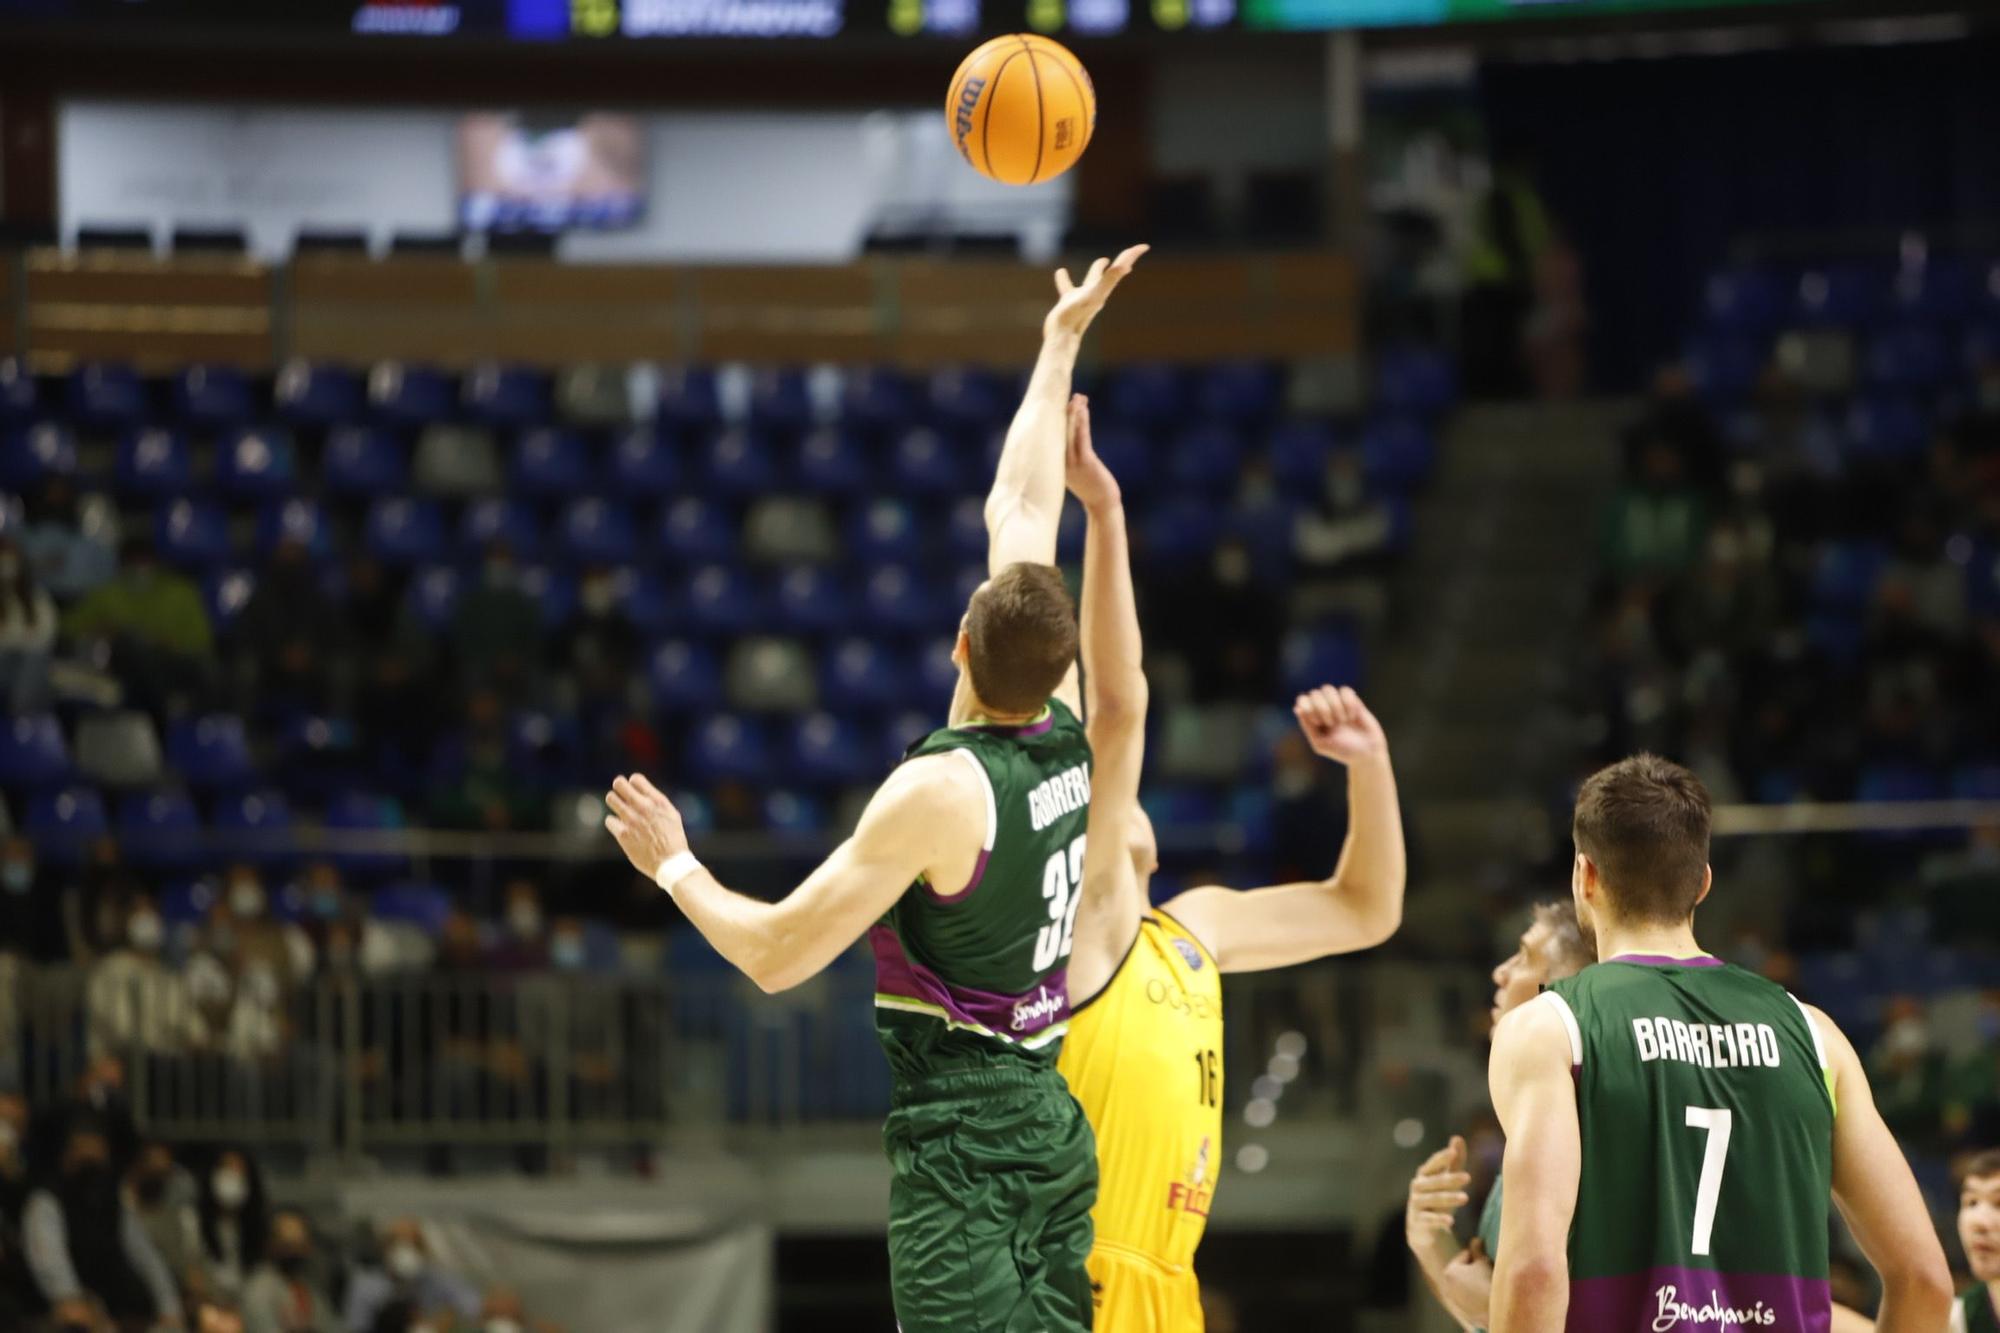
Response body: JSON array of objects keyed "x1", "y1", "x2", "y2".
[{"x1": 883, "y1": 1065, "x2": 1098, "y2": 1333}]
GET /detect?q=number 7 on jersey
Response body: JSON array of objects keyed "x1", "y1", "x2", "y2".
[{"x1": 1684, "y1": 1106, "x2": 1733, "y2": 1257}]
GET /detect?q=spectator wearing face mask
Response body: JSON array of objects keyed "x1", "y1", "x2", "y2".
[
  {"x1": 545, "y1": 919, "x2": 589, "y2": 975},
  {"x1": 22, "y1": 1122, "x2": 183, "y2": 1328},
  {"x1": 0, "y1": 536, "x2": 58, "y2": 713},
  {"x1": 197, "y1": 1150, "x2": 269, "y2": 1303},
  {"x1": 190, "y1": 868, "x2": 313, "y2": 1062},
  {"x1": 242, "y1": 1210, "x2": 338, "y2": 1333},
  {"x1": 342, "y1": 1218, "x2": 479, "y2": 1333},
  {"x1": 125, "y1": 1140, "x2": 202, "y2": 1301},
  {"x1": 87, "y1": 892, "x2": 209, "y2": 1064},
  {"x1": 294, "y1": 862, "x2": 430, "y2": 980},
  {"x1": 485, "y1": 882, "x2": 548, "y2": 973}
]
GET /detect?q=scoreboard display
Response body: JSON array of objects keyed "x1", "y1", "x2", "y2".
[{"x1": 0, "y1": 0, "x2": 1823, "y2": 38}]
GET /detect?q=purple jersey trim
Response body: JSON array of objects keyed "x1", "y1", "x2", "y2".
[
  {"x1": 870, "y1": 924, "x2": 1069, "y2": 1037},
  {"x1": 960, "y1": 709, "x2": 1055, "y2": 739},
  {"x1": 923, "y1": 848, "x2": 990, "y2": 905},
  {"x1": 1568, "y1": 1268, "x2": 1831, "y2": 1333},
  {"x1": 1608, "y1": 952, "x2": 1726, "y2": 968}
]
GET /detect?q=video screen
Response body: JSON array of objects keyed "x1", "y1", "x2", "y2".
[{"x1": 457, "y1": 113, "x2": 646, "y2": 233}]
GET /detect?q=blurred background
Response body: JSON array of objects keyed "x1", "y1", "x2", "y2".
[{"x1": 0, "y1": 0, "x2": 1996, "y2": 1329}]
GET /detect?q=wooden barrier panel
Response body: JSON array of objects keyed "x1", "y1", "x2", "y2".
[{"x1": 25, "y1": 248, "x2": 1359, "y2": 372}]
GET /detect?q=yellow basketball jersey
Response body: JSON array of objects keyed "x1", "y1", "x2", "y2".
[{"x1": 1057, "y1": 910, "x2": 1224, "y2": 1274}]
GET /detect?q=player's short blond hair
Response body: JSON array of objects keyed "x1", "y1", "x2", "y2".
[{"x1": 965, "y1": 562, "x2": 1077, "y2": 716}]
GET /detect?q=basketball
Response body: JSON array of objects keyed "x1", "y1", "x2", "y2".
[{"x1": 945, "y1": 34, "x2": 1096, "y2": 187}]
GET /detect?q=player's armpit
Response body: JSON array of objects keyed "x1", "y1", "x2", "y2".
[
  {"x1": 1814, "y1": 1005, "x2": 1954, "y2": 1333},
  {"x1": 1487, "y1": 998, "x2": 1580, "y2": 1333},
  {"x1": 705, "y1": 755, "x2": 983, "y2": 994}
]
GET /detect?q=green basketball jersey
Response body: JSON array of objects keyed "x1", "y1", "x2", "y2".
[
  {"x1": 1957, "y1": 1286, "x2": 2000, "y2": 1333},
  {"x1": 1541, "y1": 956, "x2": 1836, "y2": 1332},
  {"x1": 870, "y1": 699, "x2": 1093, "y2": 1085}
]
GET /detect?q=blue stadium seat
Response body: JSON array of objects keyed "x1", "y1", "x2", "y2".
[
  {"x1": 1809, "y1": 542, "x2": 1889, "y2": 610},
  {"x1": 22, "y1": 787, "x2": 105, "y2": 866},
  {"x1": 889, "y1": 428, "x2": 965, "y2": 496},
  {"x1": 684, "y1": 563, "x2": 763, "y2": 636},
  {"x1": 560, "y1": 498, "x2": 639, "y2": 566},
  {"x1": 657, "y1": 366, "x2": 721, "y2": 430},
  {"x1": 276, "y1": 362, "x2": 363, "y2": 426},
  {"x1": 1863, "y1": 326, "x2": 1951, "y2": 392},
  {"x1": 1684, "y1": 334, "x2": 1767, "y2": 404},
  {"x1": 364, "y1": 497, "x2": 447, "y2": 565},
  {"x1": 1889, "y1": 256, "x2": 1974, "y2": 323},
  {"x1": 216, "y1": 427, "x2": 298, "y2": 501},
  {"x1": 1360, "y1": 417, "x2": 1436, "y2": 490},
  {"x1": 1700, "y1": 267, "x2": 1783, "y2": 333},
  {"x1": 368, "y1": 362, "x2": 455, "y2": 427},
  {"x1": 370, "y1": 882, "x2": 452, "y2": 935},
  {"x1": 1794, "y1": 265, "x2": 1884, "y2": 328},
  {"x1": 1281, "y1": 623, "x2": 1364, "y2": 695},
  {"x1": 928, "y1": 366, "x2": 1009, "y2": 428},
  {"x1": 211, "y1": 789, "x2": 294, "y2": 867},
  {"x1": 658, "y1": 497, "x2": 736, "y2": 563},
  {"x1": 862, "y1": 564, "x2": 939, "y2": 632},
  {"x1": 688, "y1": 714, "x2": 771, "y2": 784},
  {"x1": 773, "y1": 564, "x2": 855, "y2": 634},
  {"x1": 1856, "y1": 763, "x2": 1944, "y2": 804},
  {"x1": 762, "y1": 789, "x2": 824, "y2": 834},
  {"x1": 1224, "y1": 499, "x2": 1301, "y2": 583},
  {"x1": 1101, "y1": 364, "x2": 1188, "y2": 429},
  {"x1": 513, "y1": 427, "x2": 594, "y2": 497},
  {"x1": 69, "y1": 362, "x2": 147, "y2": 429},
  {"x1": 254, "y1": 498, "x2": 332, "y2": 560},
  {"x1": 879, "y1": 711, "x2": 933, "y2": 770},
  {"x1": 156, "y1": 500, "x2": 232, "y2": 569},
  {"x1": 406, "y1": 565, "x2": 462, "y2": 633},
  {"x1": 789, "y1": 712, "x2": 871, "y2": 786},
  {"x1": 1844, "y1": 398, "x2": 1928, "y2": 460},
  {"x1": 0, "y1": 357, "x2": 38, "y2": 422},
  {"x1": 116, "y1": 428, "x2": 193, "y2": 499},
  {"x1": 747, "y1": 368, "x2": 812, "y2": 431},
  {"x1": 323, "y1": 792, "x2": 407, "y2": 880},
  {"x1": 609, "y1": 566, "x2": 673, "y2": 635},
  {"x1": 322, "y1": 427, "x2": 406, "y2": 497},
  {"x1": 1951, "y1": 763, "x2": 2000, "y2": 801},
  {"x1": 204, "y1": 568, "x2": 257, "y2": 634},
  {"x1": 842, "y1": 367, "x2": 917, "y2": 431},
  {"x1": 1088, "y1": 424, "x2": 1152, "y2": 496},
  {"x1": 516, "y1": 565, "x2": 577, "y2": 629},
  {"x1": 464, "y1": 363, "x2": 551, "y2": 427},
  {"x1": 1168, "y1": 424, "x2": 1244, "y2": 489},
  {"x1": 459, "y1": 498, "x2": 542, "y2": 561},
  {"x1": 507, "y1": 710, "x2": 584, "y2": 783},
  {"x1": 648, "y1": 638, "x2": 725, "y2": 713},
  {"x1": 917, "y1": 635, "x2": 960, "y2": 707},
  {"x1": 1268, "y1": 420, "x2": 1338, "y2": 490},
  {"x1": 0, "y1": 423, "x2": 77, "y2": 490},
  {"x1": 943, "y1": 496, "x2": 989, "y2": 562},
  {"x1": 165, "y1": 714, "x2": 255, "y2": 790},
  {"x1": 1197, "y1": 362, "x2": 1282, "y2": 425},
  {"x1": 848, "y1": 499, "x2": 922, "y2": 564},
  {"x1": 797, "y1": 427, "x2": 872, "y2": 496},
  {"x1": 1142, "y1": 785, "x2": 1222, "y2": 829},
  {"x1": 118, "y1": 790, "x2": 202, "y2": 870},
  {"x1": 172, "y1": 365, "x2": 254, "y2": 428},
  {"x1": 1056, "y1": 502, "x2": 1085, "y2": 564},
  {"x1": 705, "y1": 428, "x2": 782, "y2": 497},
  {"x1": 608, "y1": 427, "x2": 680, "y2": 498},
  {"x1": 1373, "y1": 345, "x2": 1457, "y2": 418},
  {"x1": 821, "y1": 638, "x2": 910, "y2": 714},
  {"x1": 1140, "y1": 497, "x2": 1221, "y2": 569}
]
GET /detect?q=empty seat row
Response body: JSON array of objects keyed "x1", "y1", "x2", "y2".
[{"x1": 1700, "y1": 258, "x2": 2000, "y2": 333}]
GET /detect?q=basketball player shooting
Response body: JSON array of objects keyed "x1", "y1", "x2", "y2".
[{"x1": 604, "y1": 243, "x2": 1145, "y2": 1333}]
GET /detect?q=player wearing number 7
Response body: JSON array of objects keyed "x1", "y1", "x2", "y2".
[
  {"x1": 605, "y1": 245, "x2": 1146, "y2": 1333},
  {"x1": 1487, "y1": 754, "x2": 1952, "y2": 1333}
]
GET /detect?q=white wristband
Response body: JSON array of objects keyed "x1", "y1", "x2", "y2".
[{"x1": 654, "y1": 851, "x2": 704, "y2": 897}]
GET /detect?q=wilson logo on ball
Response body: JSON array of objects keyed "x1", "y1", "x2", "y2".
[
  {"x1": 944, "y1": 34, "x2": 1097, "y2": 186},
  {"x1": 953, "y1": 77, "x2": 987, "y2": 158}
]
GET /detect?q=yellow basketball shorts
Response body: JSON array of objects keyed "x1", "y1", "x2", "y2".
[{"x1": 1087, "y1": 1242, "x2": 1204, "y2": 1333}]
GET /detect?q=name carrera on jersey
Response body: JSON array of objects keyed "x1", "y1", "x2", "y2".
[
  {"x1": 1631, "y1": 1017, "x2": 1784, "y2": 1070},
  {"x1": 1028, "y1": 763, "x2": 1092, "y2": 832}
]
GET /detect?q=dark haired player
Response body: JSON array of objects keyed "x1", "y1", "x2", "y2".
[
  {"x1": 1952, "y1": 1150, "x2": 2000, "y2": 1333},
  {"x1": 605, "y1": 245, "x2": 1146, "y2": 1333},
  {"x1": 1487, "y1": 754, "x2": 1952, "y2": 1333}
]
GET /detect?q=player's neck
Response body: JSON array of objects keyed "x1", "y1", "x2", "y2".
[
  {"x1": 947, "y1": 677, "x2": 1037, "y2": 729},
  {"x1": 1592, "y1": 917, "x2": 1707, "y2": 965}
]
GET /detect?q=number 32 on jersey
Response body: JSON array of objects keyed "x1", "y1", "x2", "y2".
[{"x1": 1033, "y1": 835, "x2": 1087, "y2": 970}]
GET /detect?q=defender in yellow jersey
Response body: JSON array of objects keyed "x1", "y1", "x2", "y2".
[{"x1": 1049, "y1": 397, "x2": 1409, "y2": 1332}]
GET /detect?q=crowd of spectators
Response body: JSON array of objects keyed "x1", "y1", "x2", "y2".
[{"x1": 0, "y1": 1060, "x2": 559, "y2": 1332}]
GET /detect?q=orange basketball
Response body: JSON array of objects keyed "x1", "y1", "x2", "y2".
[{"x1": 945, "y1": 35, "x2": 1096, "y2": 187}]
